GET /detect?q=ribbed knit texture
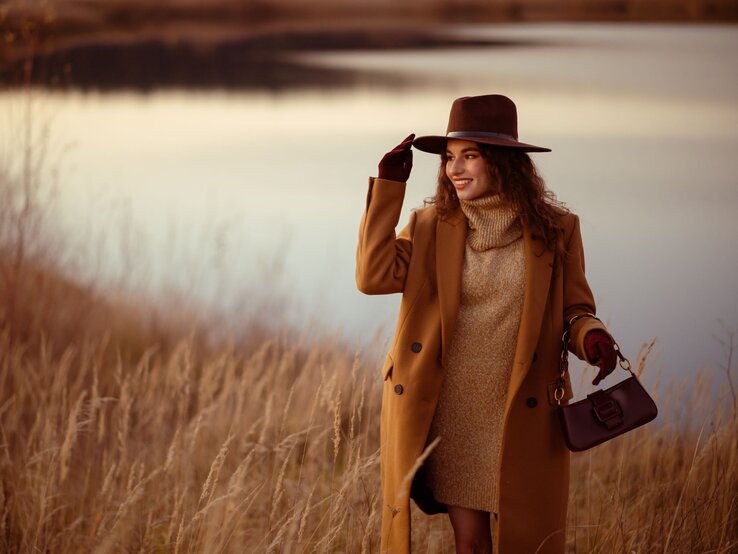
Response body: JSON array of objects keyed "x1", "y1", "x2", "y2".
[
  {"x1": 424, "y1": 192, "x2": 526, "y2": 514},
  {"x1": 462, "y1": 193, "x2": 523, "y2": 251}
]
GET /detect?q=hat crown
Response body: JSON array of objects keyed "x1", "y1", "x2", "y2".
[
  {"x1": 411, "y1": 93, "x2": 550, "y2": 154},
  {"x1": 446, "y1": 94, "x2": 519, "y2": 140}
]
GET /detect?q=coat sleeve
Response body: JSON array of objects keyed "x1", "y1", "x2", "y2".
[
  {"x1": 562, "y1": 214, "x2": 611, "y2": 362},
  {"x1": 356, "y1": 176, "x2": 415, "y2": 295}
]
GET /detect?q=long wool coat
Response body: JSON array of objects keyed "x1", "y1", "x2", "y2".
[{"x1": 356, "y1": 177, "x2": 609, "y2": 553}]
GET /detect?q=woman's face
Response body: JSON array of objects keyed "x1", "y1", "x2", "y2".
[{"x1": 444, "y1": 139, "x2": 497, "y2": 201}]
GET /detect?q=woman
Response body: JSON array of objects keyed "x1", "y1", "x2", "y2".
[{"x1": 356, "y1": 94, "x2": 617, "y2": 554}]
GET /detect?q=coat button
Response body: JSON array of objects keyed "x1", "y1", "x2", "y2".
[
  {"x1": 411, "y1": 342, "x2": 422, "y2": 353},
  {"x1": 526, "y1": 397, "x2": 538, "y2": 408},
  {"x1": 394, "y1": 384, "x2": 404, "y2": 395}
]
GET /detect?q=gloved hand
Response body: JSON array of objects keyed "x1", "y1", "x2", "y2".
[
  {"x1": 584, "y1": 330, "x2": 617, "y2": 386},
  {"x1": 378, "y1": 133, "x2": 415, "y2": 182}
]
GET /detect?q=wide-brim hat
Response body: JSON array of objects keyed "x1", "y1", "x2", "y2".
[{"x1": 412, "y1": 94, "x2": 551, "y2": 154}]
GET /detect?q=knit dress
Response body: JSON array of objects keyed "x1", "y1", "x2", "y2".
[{"x1": 424, "y1": 191, "x2": 526, "y2": 514}]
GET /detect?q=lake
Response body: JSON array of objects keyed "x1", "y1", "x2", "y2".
[{"x1": 1, "y1": 23, "x2": 737, "y2": 400}]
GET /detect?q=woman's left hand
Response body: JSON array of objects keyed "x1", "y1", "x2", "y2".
[{"x1": 584, "y1": 330, "x2": 617, "y2": 386}]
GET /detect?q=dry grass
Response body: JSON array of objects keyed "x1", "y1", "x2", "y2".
[
  {"x1": 0, "y1": 301, "x2": 736, "y2": 552},
  {"x1": 0, "y1": 320, "x2": 384, "y2": 552}
]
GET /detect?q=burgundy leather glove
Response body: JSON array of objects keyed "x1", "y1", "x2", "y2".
[
  {"x1": 378, "y1": 133, "x2": 415, "y2": 182},
  {"x1": 584, "y1": 330, "x2": 618, "y2": 386}
]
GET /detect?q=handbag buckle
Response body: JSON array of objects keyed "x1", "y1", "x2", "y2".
[{"x1": 588, "y1": 390, "x2": 623, "y2": 429}]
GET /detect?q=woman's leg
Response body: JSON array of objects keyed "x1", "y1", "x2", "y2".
[{"x1": 447, "y1": 504, "x2": 493, "y2": 554}]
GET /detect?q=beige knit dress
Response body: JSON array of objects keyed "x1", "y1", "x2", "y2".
[{"x1": 424, "y1": 191, "x2": 526, "y2": 514}]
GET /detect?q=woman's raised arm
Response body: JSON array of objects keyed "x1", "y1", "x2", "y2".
[
  {"x1": 355, "y1": 177, "x2": 416, "y2": 295},
  {"x1": 356, "y1": 135, "x2": 416, "y2": 295}
]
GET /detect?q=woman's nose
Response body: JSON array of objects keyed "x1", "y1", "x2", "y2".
[{"x1": 449, "y1": 158, "x2": 464, "y2": 175}]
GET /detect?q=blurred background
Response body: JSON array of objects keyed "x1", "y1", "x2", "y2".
[
  {"x1": 2, "y1": 1, "x2": 738, "y2": 552},
  {"x1": 1, "y1": 0, "x2": 737, "y2": 398}
]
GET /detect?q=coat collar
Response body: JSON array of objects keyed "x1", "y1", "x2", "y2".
[{"x1": 436, "y1": 207, "x2": 554, "y2": 407}]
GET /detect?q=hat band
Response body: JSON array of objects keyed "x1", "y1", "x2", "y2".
[{"x1": 447, "y1": 130, "x2": 518, "y2": 141}]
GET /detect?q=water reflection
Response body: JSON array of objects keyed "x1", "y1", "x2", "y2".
[
  {"x1": 0, "y1": 29, "x2": 547, "y2": 91},
  {"x1": 0, "y1": 24, "x2": 736, "y2": 396}
]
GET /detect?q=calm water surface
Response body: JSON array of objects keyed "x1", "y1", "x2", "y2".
[{"x1": 1, "y1": 23, "x2": 737, "y2": 398}]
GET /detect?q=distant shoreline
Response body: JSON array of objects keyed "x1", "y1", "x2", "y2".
[
  {"x1": 1, "y1": 0, "x2": 736, "y2": 90},
  {"x1": 3, "y1": 0, "x2": 737, "y2": 57}
]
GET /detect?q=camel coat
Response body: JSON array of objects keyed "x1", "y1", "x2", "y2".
[{"x1": 356, "y1": 177, "x2": 608, "y2": 554}]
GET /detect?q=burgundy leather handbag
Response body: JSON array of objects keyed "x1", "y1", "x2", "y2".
[{"x1": 555, "y1": 314, "x2": 658, "y2": 452}]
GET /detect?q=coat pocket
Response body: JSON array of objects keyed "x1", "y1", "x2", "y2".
[
  {"x1": 381, "y1": 354, "x2": 394, "y2": 381},
  {"x1": 547, "y1": 377, "x2": 574, "y2": 405}
]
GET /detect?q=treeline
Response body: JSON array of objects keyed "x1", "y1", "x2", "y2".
[{"x1": 1, "y1": 0, "x2": 736, "y2": 59}]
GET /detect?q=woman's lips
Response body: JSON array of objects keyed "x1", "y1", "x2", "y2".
[{"x1": 453, "y1": 178, "x2": 472, "y2": 189}]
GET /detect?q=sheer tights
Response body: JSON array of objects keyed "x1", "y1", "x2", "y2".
[{"x1": 447, "y1": 504, "x2": 495, "y2": 553}]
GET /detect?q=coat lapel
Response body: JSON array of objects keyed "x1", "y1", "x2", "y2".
[
  {"x1": 506, "y1": 224, "x2": 554, "y2": 413},
  {"x1": 436, "y1": 210, "x2": 466, "y2": 369}
]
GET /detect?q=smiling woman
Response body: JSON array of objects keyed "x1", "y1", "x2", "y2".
[{"x1": 356, "y1": 94, "x2": 619, "y2": 553}]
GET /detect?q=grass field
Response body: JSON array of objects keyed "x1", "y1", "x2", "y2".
[{"x1": 0, "y1": 276, "x2": 736, "y2": 552}]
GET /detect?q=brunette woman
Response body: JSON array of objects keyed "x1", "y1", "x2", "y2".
[{"x1": 356, "y1": 94, "x2": 617, "y2": 554}]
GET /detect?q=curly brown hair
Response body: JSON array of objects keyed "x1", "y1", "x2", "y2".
[{"x1": 424, "y1": 143, "x2": 570, "y2": 264}]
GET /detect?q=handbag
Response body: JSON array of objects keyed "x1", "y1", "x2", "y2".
[{"x1": 555, "y1": 313, "x2": 658, "y2": 452}]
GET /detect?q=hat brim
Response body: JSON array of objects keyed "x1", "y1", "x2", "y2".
[{"x1": 412, "y1": 135, "x2": 551, "y2": 154}]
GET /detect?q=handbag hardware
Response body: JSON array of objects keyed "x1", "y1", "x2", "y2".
[
  {"x1": 554, "y1": 312, "x2": 632, "y2": 405},
  {"x1": 588, "y1": 390, "x2": 622, "y2": 428}
]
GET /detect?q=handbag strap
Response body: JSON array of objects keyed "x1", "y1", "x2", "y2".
[{"x1": 554, "y1": 312, "x2": 633, "y2": 405}]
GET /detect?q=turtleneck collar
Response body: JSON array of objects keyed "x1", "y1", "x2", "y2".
[{"x1": 459, "y1": 192, "x2": 522, "y2": 251}]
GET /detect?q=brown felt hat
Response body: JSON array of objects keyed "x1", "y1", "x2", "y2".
[{"x1": 412, "y1": 94, "x2": 551, "y2": 154}]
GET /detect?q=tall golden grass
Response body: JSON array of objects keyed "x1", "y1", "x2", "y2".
[
  {"x1": 0, "y1": 322, "x2": 388, "y2": 552},
  {"x1": 0, "y1": 300, "x2": 736, "y2": 552}
]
